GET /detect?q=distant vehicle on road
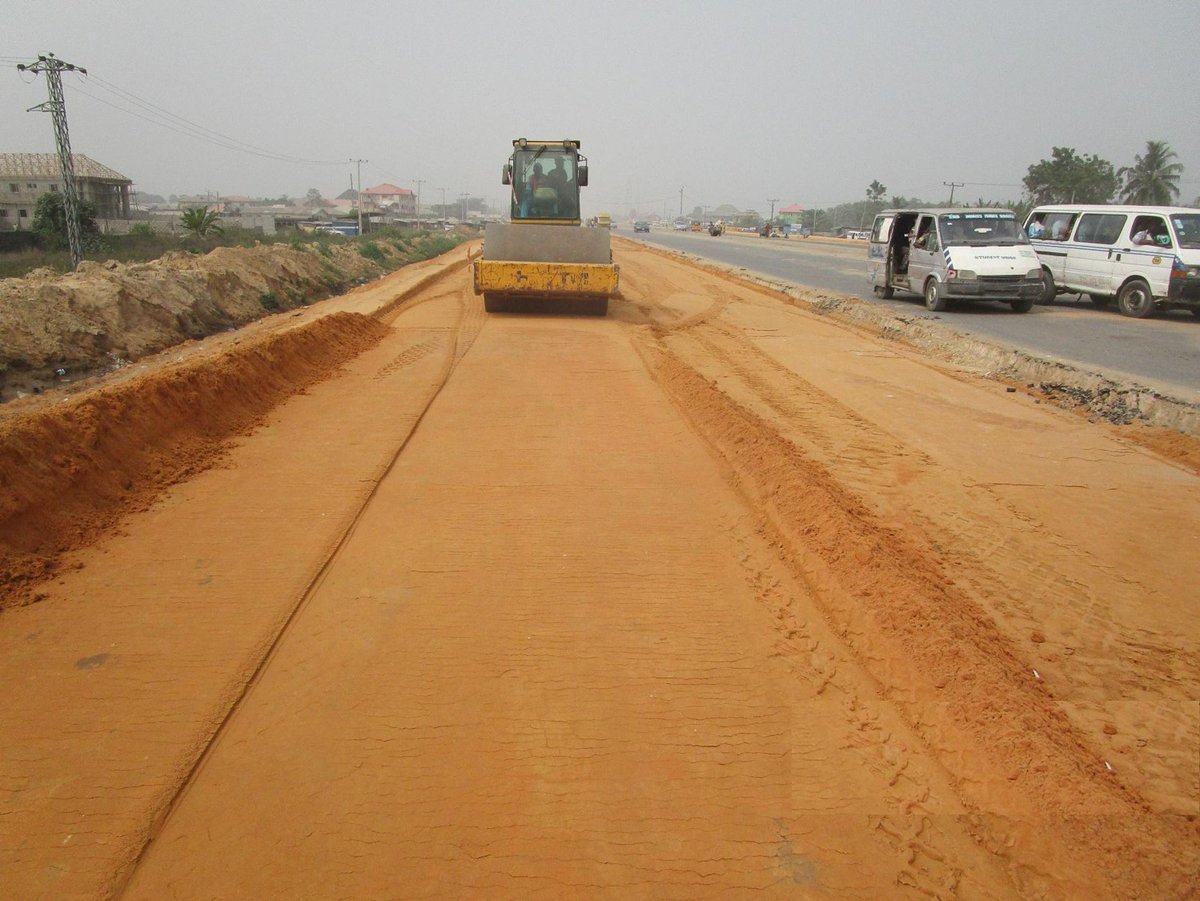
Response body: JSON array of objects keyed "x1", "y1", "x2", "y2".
[
  {"x1": 673, "y1": 217, "x2": 690, "y2": 231},
  {"x1": 634, "y1": 220, "x2": 650, "y2": 232},
  {"x1": 785, "y1": 224, "x2": 810, "y2": 238}
]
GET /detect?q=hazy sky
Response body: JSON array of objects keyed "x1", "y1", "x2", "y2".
[{"x1": 4, "y1": 0, "x2": 1199, "y2": 218}]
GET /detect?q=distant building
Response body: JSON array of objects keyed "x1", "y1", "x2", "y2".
[
  {"x1": 362, "y1": 183, "x2": 415, "y2": 215},
  {"x1": 0, "y1": 153, "x2": 132, "y2": 230},
  {"x1": 778, "y1": 203, "x2": 806, "y2": 225}
]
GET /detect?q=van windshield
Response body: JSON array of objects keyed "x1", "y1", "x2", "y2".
[
  {"x1": 1170, "y1": 213, "x2": 1200, "y2": 248},
  {"x1": 939, "y1": 213, "x2": 1028, "y2": 247}
]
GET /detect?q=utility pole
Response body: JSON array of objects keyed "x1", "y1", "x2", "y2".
[
  {"x1": 439, "y1": 187, "x2": 446, "y2": 220},
  {"x1": 767, "y1": 198, "x2": 779, "y2": 225},
  {"x1": 19, "y1": 54, "x2": 88, "y2": 270},
  {"x1": 679, "y1": 186, "x2": 684, "y2": 218},
  {"x1": 350, "y1": 159, "x2": 367, "y2": 235},
  {"x1": 459, "y1": 192, "x2": 469, "y2": 223},
  {"x1": 943, "y1": 181, "x2": 964, "y2": 206},
  {"x1": 413, "y1": 179, "x2": 425, "y2": 230}
]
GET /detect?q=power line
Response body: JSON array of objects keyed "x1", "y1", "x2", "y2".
[
  {"x1": 58, "y1": 73, "x2": 344, "y2": 166},
  {"x1": 82, "y1": 73, "x2": 345, "y2": 165}
]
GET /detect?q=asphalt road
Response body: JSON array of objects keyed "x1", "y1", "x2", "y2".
[{"x1": 625, "y1": 228, "x2": 1200, "y2": 401}]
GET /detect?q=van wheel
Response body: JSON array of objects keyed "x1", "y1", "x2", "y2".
[
  {"x1": 1037, "y1": 270, "x2": 1056, "y2": 304},
  {"x1": 1116, "y1": 279, "x2": 1155, "y2": 318},
  {"x1": 874, "y1": 285, "x2": 894, "y2": 299},
  {"x1": 1011, "y1": 297, "x2": 1035, "y2": 313},
  {"x1": 924, "y1": 279, "x2": 947, "y2": 312},
  {"x1": 1089, "y1": 293, "x2": 1113, "y2": 308}
]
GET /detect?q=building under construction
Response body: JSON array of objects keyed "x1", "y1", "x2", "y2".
[{"x1": 0, "y1": 153, "x2": 132, "y2": 230}]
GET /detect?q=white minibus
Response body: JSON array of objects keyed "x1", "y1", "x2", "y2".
[
  {"x1": 868, "y1": 208, "x2": 1042, "y2": 312},
  {"x1": 1025, "y1": 205, "x2": 1200, "y2": 318}
]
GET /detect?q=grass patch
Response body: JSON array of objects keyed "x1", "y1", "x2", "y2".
[{"x1": 356, "y1": 241, "x2": 387, "y2": 264}]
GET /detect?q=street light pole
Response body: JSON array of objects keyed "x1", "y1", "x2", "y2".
[
  {"x1": 679, "y1": 186, "x2": 684, "y2": 217},
  {"x1": 768, "y1": 198, "x2": 779, "y2": 225},
  {"x1": 440, "y1": 187, "x2": 446, "y2": 220}
]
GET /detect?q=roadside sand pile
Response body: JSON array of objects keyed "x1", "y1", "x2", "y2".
[
  {"x1": 0, "y1": 311, "x2": 389, "y2": 608},
  {"x1": 0, "y1": 241, "x2": 396, "y2": 399}
]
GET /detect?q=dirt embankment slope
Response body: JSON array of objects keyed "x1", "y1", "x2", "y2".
[
  {"x1": 0, "y1": 236, "x2": 456, "y2": 400},
  {"x1": 0, "y1": 241, "x2": 470, "y2": 608}
]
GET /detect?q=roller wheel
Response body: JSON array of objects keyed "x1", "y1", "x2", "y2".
[
  {"x1": 483, "y1": 294, "x2": 513, "y2": 313},
  {"x1": 924, "y1": 278, "x2": 947, "y2": 312},
  {"x1": 1116, "y1": 279, "x2": 1155, "y2": 318}
]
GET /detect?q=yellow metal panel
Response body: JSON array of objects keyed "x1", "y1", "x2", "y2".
[{"x1": 473, "y1": 260, "x2": 619, "y2": 296}]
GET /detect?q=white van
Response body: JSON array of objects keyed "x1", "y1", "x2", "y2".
[
  {"x1": 1025, "y1": 205, "x2": 1200, "y2": 318},
  {"x1": 868, "y1": 209, "x2": 1042, "y2": 312}
]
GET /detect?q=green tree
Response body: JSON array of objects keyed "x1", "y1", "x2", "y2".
[
  {"x1": 866, "y1": 180, "x2": 887, "y2": 203},
  {"x1": 31, "y1": 191, "x2": 98, "y2": 249},
  {"x1": 180, "y1": 206, "x2": 224, "y2": 238},
  {"x1": 1118, "y1": 140, "x2": 1183, "y2": 205},
  {"x1": 1023, "y1": 147, "x2": 1119, "y2": 204},
  {"x1": 305, "y1": 188, "x2": 324, "y2": 206}
]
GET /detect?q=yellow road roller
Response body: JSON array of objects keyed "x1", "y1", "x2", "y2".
[{"x1": 473, "y1": 138, "x2": 619, "y2": 315}]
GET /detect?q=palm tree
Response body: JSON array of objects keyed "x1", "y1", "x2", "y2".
[
  {"x1": 1118, "y1": 141, "x2": 1183, "y2": 205},
  {"x1": 180, "y1": 206, "x2": 224, "y2": 238}
]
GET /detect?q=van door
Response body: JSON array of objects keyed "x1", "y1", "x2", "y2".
[
  {"x1": 1122, "y1": 214, "x2": 1174, "y2": 298},
  {"x1": 907, "y1": 214, "x2": 939, "y2": 291},
  {"x1": 868, "y1": 214, "x2": 893, "y2": 288},
  {"x1": 1065, "y1": 212, "x2": 1127, "y2": 294}
]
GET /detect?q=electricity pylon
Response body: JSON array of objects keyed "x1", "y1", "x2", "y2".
[{"x1": 19, "y1": 54, "x2": 88, "y2": 270}]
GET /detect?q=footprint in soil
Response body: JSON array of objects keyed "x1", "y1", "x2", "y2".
[{"x1": 75, "y1": 653, "x2": 110, "y2": 670}]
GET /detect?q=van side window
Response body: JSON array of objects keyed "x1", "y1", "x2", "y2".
[
  {"x1": 871, "y1": 216, "x2": 893, "y2": 243},
  {"x1": 1074, "y1": 213, "x2": 1126, "y2": 245},
  {"x1": 1042, "y1": 213, "x2": 1075, "y2": 240}
]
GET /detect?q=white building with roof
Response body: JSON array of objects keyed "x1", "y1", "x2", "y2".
[{"x1": 0, "y1": 153, "x2": 133, "y2": 230}]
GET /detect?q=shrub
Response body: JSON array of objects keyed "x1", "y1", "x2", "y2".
[
  {"x1": 259, "y1": 291, "x2": 279, "y2": 311},
  {"x1": 357, "y1": 241, "x2": 387, "y2": 264}
]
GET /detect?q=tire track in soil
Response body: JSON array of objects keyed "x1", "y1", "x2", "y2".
[
  {"x1": 668, "y1": 315, "x2": 1200, "y2": 815},
  {"x1": 628, "y1": 321, "x2": 1198, "y2": 898},
  {"x1": 110, "y1": 284, "x2": 487, "y2": 898},
  {"x1": 121, "y1": 294, "x2": 1015, "y2": 899}
]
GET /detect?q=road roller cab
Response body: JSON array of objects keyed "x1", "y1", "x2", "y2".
[{"x1": 472, "y1": 138, "x2": 619, "y2": 316}]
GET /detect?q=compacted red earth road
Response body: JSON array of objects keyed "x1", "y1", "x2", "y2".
[{"x1": 1, "y1": 244, "x2": 1196, "y2": 898}]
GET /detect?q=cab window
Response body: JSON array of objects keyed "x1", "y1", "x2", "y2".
[
  {"x1": 510, "y1": 148, "x2": 578, "y2": 220},
  {"x1": 1129, "y1": 215, "x2": 1172, "y2": 248},
  {"x1": 870, "y1": 215, "x2": 893, "y2": 243},
  {"x1": 913, "y1": 215, "x2": 936, "y2": 250}
]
